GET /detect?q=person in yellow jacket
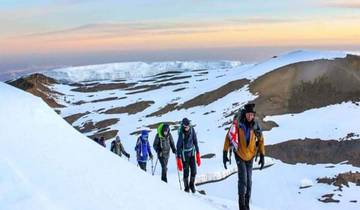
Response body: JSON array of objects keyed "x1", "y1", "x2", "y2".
[{"x1": 223, "y1": 103, "x2": 265, "y2": 210}]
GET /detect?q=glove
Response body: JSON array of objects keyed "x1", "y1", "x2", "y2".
[
  {"x1": 172, "y1": 149, "x2": 177, "y2": 154},
  {"x1": 223, "y1": 151, "x2": 230, "y2": 169},
  {"x1": 125, "y1": 153, "x2": 130, "y2": 159},
  {"x1": 149, "y1": 153, "x2": 153, "y2": 160},
  {"x1": 196, "y1": 152, "x2": 201, "y2": 167},
  {"x1": 176, "y1": 157, "x2": 183, "y2": 171},
  {"x1": 258, "y1": 154, "x2": 265, "y2": 170}
]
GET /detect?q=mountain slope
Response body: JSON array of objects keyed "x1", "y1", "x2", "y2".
[
  {"x1": 5, "y1": 50, "x2": 360, "y2": 210},
  {"x1": 0, "y1": 82, "x2": 226, "y2": 210}
]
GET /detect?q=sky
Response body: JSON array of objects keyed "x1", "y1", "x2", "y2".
[{"x1": 1, "y1": 0, "x2": 360, "y2": 80}]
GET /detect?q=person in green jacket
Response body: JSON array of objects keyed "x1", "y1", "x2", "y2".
[{"x1": 153, "y1": 123, "x2": 176, "y2": 182}]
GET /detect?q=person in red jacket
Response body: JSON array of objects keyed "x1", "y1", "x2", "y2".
[{"x1": 176, "y1": 118, "x2": 201, "y2": 193}]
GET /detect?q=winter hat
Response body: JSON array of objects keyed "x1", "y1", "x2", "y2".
[
  {"x1": 116, "y1": 136, "x2": 121, "y2": 142},
  {"x1": 244, "y1": 103, "x2": 256, "y2": 114},
  {"x1": 163, "y1": 124, "x2": 170, "y2": 132},
  {"x1": 141, "y1": 130, "x2": 149, "y2": 139},
  {"x1": 182, "y1": 118, "x2": 190, "y2": 126}
]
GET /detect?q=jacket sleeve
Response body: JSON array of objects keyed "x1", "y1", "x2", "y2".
[
  {"x1": 120, "y1": 142, "x2": 129, "y2": 156},
  {"x1": 110, "y1": 141, "x2": 115, "y2": 152},
  {"x1": 147, "y1": 140, "x2": 153, "y2": 156},
  {"x1": 169, "y1": 134, "x2": 176, "y2": 153},
  {"x1": 193, "y1": 129, "x2": 199, "y2": 153},
  {"x1": 223, "y1": 130, "x2": 230, "y2": 152},
  {"x1": 254, "y1": 122, "x2": 265, "y2": 155},
  {"x1": 135, "y1": 138, "x2": 139, "y2": 151},
  {"x1": 258, "y1": 135, "x2": 265, "y2": 155},
  {"x1": 176, "y1": 132, "x2": 183, "y2": 158},
  {"x1": 153, "y1": 134, "x2": 160, "y2": 154}
]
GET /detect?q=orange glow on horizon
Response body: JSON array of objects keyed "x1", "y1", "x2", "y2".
[{"x1": 2, "y1": 19, "x2": 360, "y2": 56}]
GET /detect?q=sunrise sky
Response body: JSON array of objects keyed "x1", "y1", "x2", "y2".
[{"x1": 1, "y1": 0, "x2": 360, "y2": 79}]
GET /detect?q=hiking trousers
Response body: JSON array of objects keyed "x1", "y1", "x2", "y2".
[
  {"x1": 235, "y1": 154, "x2": 253, "y2": 210},
  {"x1": 159, "y1": 155, "x2": 169, "y2": 182},
  {"x1": 138, "y1": 161, "x2": 147, "y2": 171},
  {"x1": 182, "y1": 155, "x2": 197, "y2": 192}
]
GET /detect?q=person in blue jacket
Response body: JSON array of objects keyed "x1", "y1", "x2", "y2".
[
  {"x1": 176, "y1": 118, "x2": 201, "y2": 193},
  {"x1": 135, "y1": 130, "x2": 153, "y2": 171}
]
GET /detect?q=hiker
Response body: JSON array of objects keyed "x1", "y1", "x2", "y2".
[
  {"x1": 153, "y1": 123, "x2": 176, "y2": 182},
  {"x1": 135, "y1": 130, "x2": 153, "y2": 171},
  {"x1": 93, "y1": 137, "x2": 99, "y2": 144},
  {"x1": 223, "y1": 103, "x2": 265, "y2": 210},
  {"x1": 111, "y1": 136, "x2": 130, "y2": 159},
  {"x1": 176, "y1": 118, "x2": 201, "y2": 193},
  {"x1": 99, "y1": 136, "x2": 106, "y2": 147}
]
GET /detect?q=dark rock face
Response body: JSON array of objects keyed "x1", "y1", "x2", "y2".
[
  {"x1": 103, "y1": 101, "x2": 155, "y2": 115},
  {"x1": 317, "y1": 171, "x2": 360, "y2": 190},
  {"x1": 266, "y1": 138, "x2": 360, "y2": 167},
  {"x1": 7, "y1": 73, "x2": 65, "y2": 108},
  {"x1": 249, "y1": 55, "x2": 360, "y2": 131}
]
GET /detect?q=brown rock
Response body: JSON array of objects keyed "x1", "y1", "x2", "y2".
[
  {"x1": 7, "y1": 73, "x2": 65, "y2": 108},
  {"x1": 104, "y1": 101, "x2": 154, "y2": 115}
]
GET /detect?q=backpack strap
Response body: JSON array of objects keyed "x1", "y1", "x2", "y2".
[{"x1": 181, "y1": 127, "x2": 196, "y2": 160}]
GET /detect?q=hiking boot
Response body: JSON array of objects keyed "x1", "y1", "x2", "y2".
[
  {"x1": 245, "y1": 195, "x2": 250, "y2": 210},
  {"x1": 183, "y1": 178, "x2": 190, "y2": 193},
  {"x1": 190, "y1": 176, "x2": 196, "y2": 193},
  {"x1": 239, "y1": 195, "x2": 246, "y2": 210}
]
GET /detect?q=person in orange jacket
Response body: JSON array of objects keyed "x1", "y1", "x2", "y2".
[
  {"x1": 223, "y1": 103, "x2": 265, "y2": 210},
  {"x1": 176, "y1": 118, "x2": 201, "y2": 193}
]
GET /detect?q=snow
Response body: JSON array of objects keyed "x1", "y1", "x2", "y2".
[
  {"x1": 264, "y1": 102, "x2": 360, "y2": 144},
  {"x1": 300, "y1": 178, "x2": 313, "y2": 188},
  {"x1": 5, "y1": 49, "x2": 360, "y2": 210},
  {"x1": 229, "y1": 49, "x2": 349, "y2": 81},
  {"x1": 47, "y1": 49, "x2": 360, "y2": 177},
  {"x1": 0, "y1": 82, "x2": 230, "y2": 210},
  {"x1": 43, "y1": 61, "x2": 242, "y2": 83},
  {"x1": 44, "y1": 50, "x2": 352, "y2": 83},
  {"x1": 199, "y1": 160, "x2": 360, "y2": 210},
  {"x1": 195, "y1": 157, "x2": 274, "y2": 186}
]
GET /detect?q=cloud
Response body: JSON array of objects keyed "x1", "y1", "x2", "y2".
[
  {"x1": 17, "y1": 17, "x2": 298, "y2": 40},
  {"x1": 322, "y1": 0, "x2": 360, "y2": 9},
  {"x1": 227, "y1": 17, "x2": 303, "y2": 24},
  {"x1": 16, "y1": 21, "x2": 231, "y2": 40}
]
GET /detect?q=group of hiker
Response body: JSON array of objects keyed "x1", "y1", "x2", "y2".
[
  {"x1": 132, "y1": 117, "x2": 201, "y2": 194},
  {"x1": 93, "y1": 117, "x2": 201, "y2": 193},
  {"x1": 93, "y1": 103, "x2": 265, "y2": 210},
  {"x1": 93, "y1": 136, "x2": 106, "y2": 147}
]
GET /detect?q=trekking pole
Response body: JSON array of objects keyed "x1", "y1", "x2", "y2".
[
  {"x1": 229, "y1": 148, "x2": 232, "y2": 165},
  {"x1": 176, "y1": 159, "x2": 182, "y2": 190},
  {"x1": 151, "y1": 158, "x2": 154, "y2": 176},
  {"x1": 152, "y1": 158, "x2": 158, "y2": 176}
]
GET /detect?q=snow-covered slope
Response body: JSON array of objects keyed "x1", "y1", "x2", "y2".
[
  {"x1": 42, "y1": 50, "x2": 349, "y2": 83},
  {"x1": 0, "y1": 82, "x2": 227, "y2": 210},
  {"x1": 5, "y1": 49, "x2": 360, "y2": 210},
  {"x1": 43, "y1": 61, "x2": 242, "y2": 83}
]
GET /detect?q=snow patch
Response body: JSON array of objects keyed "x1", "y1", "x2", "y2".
[
  {"x1": 264, "y1": 102, "x2": 360, "y2": 144},
  {"x1": 300, "y1": 178, "x2": 313, "y2": 189},
  {"x1": 43, "y1": 61, "x2": 242, "y2": 83}
]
